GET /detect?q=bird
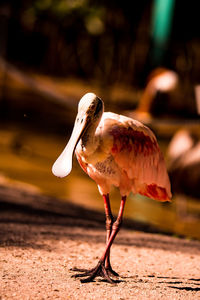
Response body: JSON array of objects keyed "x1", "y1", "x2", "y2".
[
  {"x1": 52, "y1": 92, "x2": 172, "y2": 283},
  {"x1": 129, "y1": 68, "x2": 180, "y2": 122}
]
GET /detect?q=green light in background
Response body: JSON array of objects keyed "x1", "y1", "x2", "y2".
[{"x1": 151, "y1": 0, "x2": 175, "y2": 64}]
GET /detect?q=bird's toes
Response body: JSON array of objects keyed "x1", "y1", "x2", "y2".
[
  {"x1": 80, "y1": 268, "x2": 115, "y2": 284},
  {"x1": 72, "y1": 261, "x2": 118, "y2": 284},
  {"x1": 70, "y1": 267, "x2": 96, "y2": 277},
  {"x1": 106, "y1": 267, "x2": 120, "y2": 278}
]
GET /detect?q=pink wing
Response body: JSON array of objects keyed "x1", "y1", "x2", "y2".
[{"x1": 106, "y1": 114, "x2": 171, "y2": 201}]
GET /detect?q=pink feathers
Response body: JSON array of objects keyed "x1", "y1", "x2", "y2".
[
  {"x1": 109, "y1": 121, "x2": 171, "y2": 201},
  {"x1": 75, "y1": 112, "x2": 171, "y2": 201}
]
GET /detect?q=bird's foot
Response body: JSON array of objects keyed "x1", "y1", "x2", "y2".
[
  {"x1": 71, "y1": 260, "x2": 119, "y2": 283},
  {"x1": 105, "y1": 265, "x2": 119, "y2": 278}
]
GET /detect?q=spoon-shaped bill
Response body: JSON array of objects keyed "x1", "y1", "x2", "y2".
[{"x1": 52, "y1": 116, "x2": 87, "y2": 178}]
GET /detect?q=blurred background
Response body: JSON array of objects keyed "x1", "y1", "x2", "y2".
[{"x1": 0, "y1": 0, "x2": 200, "y2": 239}]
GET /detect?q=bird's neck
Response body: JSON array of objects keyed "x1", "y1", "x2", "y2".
[{"x1": 77, "y1": 118, "x2": 100, "y2": 156}]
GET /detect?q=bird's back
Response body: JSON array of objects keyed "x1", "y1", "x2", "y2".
[{"x1": 77, "y1": 112, "x2": 171, "y2": 201}]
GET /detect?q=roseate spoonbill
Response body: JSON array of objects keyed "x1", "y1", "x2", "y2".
[
  {"x1": 138, "y1": 68, "x2": 178, "y2": 113},
  {"x1": 130, "y1": 68, "x2": 197, "y2": 121},
  {"x1": 52, "y1": 92, "x2": 171, "y2": 283}
]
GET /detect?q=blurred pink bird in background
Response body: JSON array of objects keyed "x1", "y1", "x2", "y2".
[{"x1": 52, "y1": 92, "x2": 171, "y2": 283}]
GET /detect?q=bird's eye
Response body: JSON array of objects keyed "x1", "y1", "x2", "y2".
[{"x1": 81, "y1": 119, "x2": 83, "y2": 124}]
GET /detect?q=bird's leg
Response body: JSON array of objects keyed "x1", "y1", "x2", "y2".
[
  {"x1": 103, "y1": 194, "x2": 119, "y2": 277},
  {"x1": 72, "y1": 194, "x2": 116, "y2": 278},
  {"x1": 100, "y1": 196, "x2": 126, "y2": 264},
  {"x1": 74, "y1": 196, "x2": 126, "y2": 283}
]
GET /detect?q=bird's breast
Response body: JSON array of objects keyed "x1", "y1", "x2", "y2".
[
  {"x1": 76, "y1": 126, "x2": 114, "y2": 165},
  {"x1": 94, "y1": 155, "x2": 117, "y2": 176}
]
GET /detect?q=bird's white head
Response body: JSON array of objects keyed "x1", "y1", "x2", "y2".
[
  {"x1": 77, "y1": 92, "x2": 104, "y2": 122},
  {"x1": 52, "y1": 93, "x2": 104, "y2": 178}
]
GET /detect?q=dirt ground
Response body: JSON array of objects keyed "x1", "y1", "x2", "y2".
[{"x1": 0, "y1": 186, "x2": 200, "y2": 300}]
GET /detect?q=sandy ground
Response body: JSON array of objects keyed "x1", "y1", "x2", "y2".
[{"x1": 0, "y1": 186, "x2": 200, "y2": 300}]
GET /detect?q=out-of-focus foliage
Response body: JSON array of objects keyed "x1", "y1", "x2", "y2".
[
  {"x1": 0, "y1": 0, "x2": 152, "y2": 86},
  {"x1": 1, "y1": 0, "x2": 200, "y2": 87}
]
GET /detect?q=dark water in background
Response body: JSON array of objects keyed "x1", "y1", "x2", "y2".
[{"x1": 0, "y1": 125, "x2": 200, "y2": 240}]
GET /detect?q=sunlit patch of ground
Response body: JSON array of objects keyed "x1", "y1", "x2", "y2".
[{"x1": 1, "y1": 201, "x2": 200, "y2": 300}]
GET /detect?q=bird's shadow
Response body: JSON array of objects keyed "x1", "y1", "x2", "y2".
[
  {"x1": 122, "y1": 274, "x2": 200, "y2": 291},
  {"x1": 70, "y1": 270, "x2": 200, "y2": 289},
  {"x1": 169, "y1": 286, "x2": 200, "y2": 291},
  {"x1": 158, "y1": 276, "x2": 200, "y2": 291}
]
